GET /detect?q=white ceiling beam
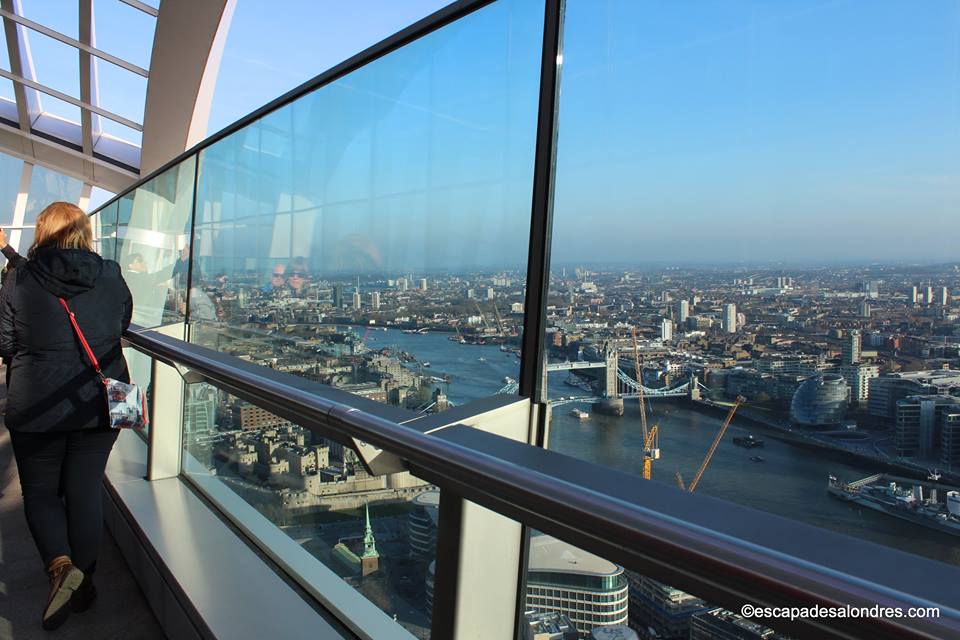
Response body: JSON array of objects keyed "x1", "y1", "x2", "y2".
[
  {"x1": 79, "y1": 0, "x2": 94, "y2": 156},
  {"x1": 140, "y1": 0, "x2": 235, "y2": 174},
  {"x1": 0, "y1": 120, "x2": 138, "y2": 193},
  {"x1": 0, "y1": 0, "x2": 38, "y2": 130},
  {"x1": 117, "y1": 0, "x2": 158, "y2": 18}
]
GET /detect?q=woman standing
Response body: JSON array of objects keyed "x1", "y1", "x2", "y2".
[{"x1": 0, "y1": 202, "x2": 132, "y2": 630}]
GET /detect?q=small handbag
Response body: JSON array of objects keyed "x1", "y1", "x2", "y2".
[{"x1": 59, "y1": 297, "x2": 149, "y2": 430}]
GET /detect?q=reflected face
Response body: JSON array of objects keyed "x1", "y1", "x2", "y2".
[
  {"x1": 129, "y1": 257, "x2": 147, "y2": 273},
  {"x1": 287, "y1": 270, "x2": 308, "y2": 290},
  {"x1": 270, "y1": 265, "x2": 286, "y2": 287}
]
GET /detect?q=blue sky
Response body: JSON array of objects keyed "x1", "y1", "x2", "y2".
[{"x1": 5, "y1": 1, "x2": 959, "y2": 266}]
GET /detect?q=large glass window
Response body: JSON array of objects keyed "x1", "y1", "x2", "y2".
[
  {"x1": 542, "y1": 0, "x2": 960, "y2": 581},
  {"x1": 113, "y1": 157, "x2": 196, "y2": 329},
  {"x1": 190, "y1": 0, "x2": 543, "y2": 414}
]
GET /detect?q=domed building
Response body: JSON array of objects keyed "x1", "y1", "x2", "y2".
[{"x1": 790, "y1": 374, "x2": 850, "y2": 427}]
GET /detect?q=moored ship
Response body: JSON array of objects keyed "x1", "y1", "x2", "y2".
[{"x1": 828, "y1": 474, "x2": 960, "y2": 538}]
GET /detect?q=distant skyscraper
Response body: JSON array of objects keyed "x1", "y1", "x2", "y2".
[
  {"x1": 867, "y1": 281, "x2": 880, "y2": 299},
  {"x1": 399, "y1": 278, "x2": 409, "y2": 292},
  {"x1": 661, "y1": 318, "x2": 673, "y2": 342},
  {"x1": 486, "y1": 287, "x2": 495, "y2": 300},
  {"x1": 859, "y1": 300, "x2": 871, "y2": 318},
  {"x1": 467, "y1": 288, "x2": 476, "y2": 299},
  {"x1": 352, "y1": 290, "x2": 361, "y2": 310},
  {"x1": 333, "y1": 284, "x2": 344, "y2": 308},
  {"x1": 938, "y1": 286, "x2": 949, "y2": 306},
  {"x1": 842, "y1": 330, "x2": 862, "y2": 365},
  {"x1": 925, "y1": 286, "x2": 934, "y2": 305},
  {"x1": 910, "y1": 286, "x2": 919, "y2": 304},
  {"x1": 723, "y1": 304, "x2": 737, "y2": 333},
  {"x1": 370, "y1": 291, "x2": 380, "y2": 310},
  {"x1": 420, "y1": 278, "x2": 428, "y2": 291},
  {"x1": 676, "y1": 300, "x2": 689, "y2": 323}
]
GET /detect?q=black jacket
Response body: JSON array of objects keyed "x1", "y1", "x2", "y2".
[{"x1": 0, "y1": 247, "x2": 132, "y2": 432}]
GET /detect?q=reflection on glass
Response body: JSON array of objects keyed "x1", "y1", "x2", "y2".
[
  {"x1": 23, "y1": 165, "x2": 83, "y2": 224},
  {"x1": 189, "y1": 0, "x2": 543, "y2": 413},
  {"x1": 182, "y1": 381, "x2": 437, "y2": 638},
  {"x1": 114, "y1": 157, "x2": 196, "y2": 328},
  {"x1": 541, "y1": 0, "x2": 960, "y2": 572},
  {"x1": 523, "y1": 531, "x2": 793, "y2": 639}
]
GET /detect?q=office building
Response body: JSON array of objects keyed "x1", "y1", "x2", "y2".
[
  {"x1": 910, "y1": 286, "x2": 919, "y2": 304},
  {"x1": 790, "y1": 374, "x2": 850, "y2": 427},
  {"x1": 526, "y1": 535, "x2": 629, "y2": 634},
  {"x1": 941, "y1": 412, "x2": 960, "y2": 470},
  {"x1": 522, "y1": 610, "x2": 579, "y2": 640},
  {"x1": 353, "y1": 290, "x2": 362, "y2": 310},
  {"x1": 925, "y1": 286, "x2": 935, "y2": 305},
  {"x1": 333, "y1": 284, "x2": 344, "y2": 309},
  {"x1": 677, "y1": 299, "x2": 689, "y2": 323},
  {"x1": 842, "y1": 330, "x2": 861, "y2": 365},
  {"x1": 628, "y1": 574, "x2": 710, "y2": 638},
  {"x1": 723, "y1": 304, "x2": 737, "y2": 333},
  {"x1": 661, "y1": 318, "x2": 673, "y2": 342},
  {"x1": 839, "y1": 363, "x2": 879, "y2": 406},
  {"x1": 868, "y1": 370, "x2": 960, "y2": 420},
  {"x1": 938, "y1": 286, "x2": 949, "y2": 306},
  {"x1": 690, "y1": 608, "x2": 786, "y2": 639},
  {"x1": 895, "y1": 395, "x2": 960, "y2": 458},
  {"x1": 370, "y1": 291, "x2": 380, "y2": 310},
  {"x1": 859, "y1": 300, "x2": 871, "y2": 318},
  {"x1": 420, "y1": 278, "x2": 428, "y2": 291}
]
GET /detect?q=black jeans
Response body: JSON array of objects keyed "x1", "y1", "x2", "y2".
[{"x1": 9, "y1": 428, "x2": 119, "y2": 573}]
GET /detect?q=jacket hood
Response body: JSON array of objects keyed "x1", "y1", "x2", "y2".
[{"x1": 26, "y1": 247, "x2": 103, "y2": 299}]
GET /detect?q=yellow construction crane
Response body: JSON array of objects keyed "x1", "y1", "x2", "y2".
[
  {"x1": 632, "y1": 327, "x2": 661, "y2": 480},
  {"x1": 642, "y1": 424, "x2": 660, "y2": 480},
  {"x1": 676, "y1": 396, "x2": 744, "y2": 492},
  {"x1": 632, "y1": 327, "x2": 648, "y2": 445}
]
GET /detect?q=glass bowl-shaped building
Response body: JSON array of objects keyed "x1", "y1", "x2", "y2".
[{"x1": 790, "y1": 373, "x2": 849, "y2": 427}]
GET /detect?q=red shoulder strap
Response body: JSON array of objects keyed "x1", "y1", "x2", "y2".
[{"x1": 59, "y1": 297, "x2": 105, "y2": 381}]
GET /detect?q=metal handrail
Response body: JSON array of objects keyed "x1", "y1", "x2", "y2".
[{"x1": 123, "y1": 327, "x2": 960, "y2": 640}]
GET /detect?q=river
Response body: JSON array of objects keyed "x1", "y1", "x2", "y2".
[{"x1": 362, "y1": 328, "x2": 960, "y2": 567}]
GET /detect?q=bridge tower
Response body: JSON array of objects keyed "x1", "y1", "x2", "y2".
[
  {"x1": 594, "y1": 343, "x2": 625, "y2": 416},
  {"x1": 604, "y1": 344, "x2": 619, "y2": 398},
  {"x1": 688, "y1": 373, "x2": 701, "y2": 401}
]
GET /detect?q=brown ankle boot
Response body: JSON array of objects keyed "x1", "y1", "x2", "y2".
[{"x1": 42, "y1": 556, "x2": 84, "y2": 630}]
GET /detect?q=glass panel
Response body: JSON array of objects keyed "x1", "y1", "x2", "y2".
[
  {"x1": 94, "y1": 199, "x2": 120, "y2": 260},
  {"x1": 182, "y1": 381, "x2": 437, "y2": 638},
  {"x1": 23, "y1": 29, "x2": 81, "y2": 100},
  {"x1": 94, "y1": 58, "x2": 147, "y2": 125},
  {"x1": 124, "y1": 347, "x2": 152, "y2": 438},
  {"x1": 191, "y1": 0, "x2": 543, "y2": 412},
  {"x1": 22, "y1": 165, "x2": 83, "y2": 224},
  {"x1": 114, "y1": 156, "x2": 195, "y2": 329},
  {"x1": 0, "y1": 23, "x2": 9, "y2": 70},
  {"x1": 93, "y1": 0, "x2": 156, "y2": 70},
  {"x1": 19, "y1": 0, "x2": 79, "y2": 40},
  {"x1": 524, "y1": 531, "x2": 795, "y2": 639},
  {"x1": 543, "y1": 0, "x2": 960, "y2": 570},
  {"x1": 87, "y1": 186, "x2": 115, "y2": 212},
  {"x1": 0, "y1": 153, "x2": 22, "y2": 227}
]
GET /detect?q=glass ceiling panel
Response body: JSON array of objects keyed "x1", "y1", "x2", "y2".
[
  {"x1": 33, "y1": 92, "x2": 82, "y2": 129},
  {"x1": 0, "y1": 22, "x2": 10, "y2": 70},
  {"x1": 93, "y1": 1, "x2": 156, "y2": 70},
  {"x1": 18, "y1": 0, "x2": 79, "y2": 40},
  {"x1": 0, "y1": 153, "x2": 23, "y2": 226},
  {"x1": 94, "y1": 57, "x2": 147, "y2": 124},
  {"x1": 0, "y1": 77, "x2": 15, "y2": 105},
  {"x1": 24, "y1": 28, "x2": 81, "y2": 100},
  {"x1": 96, "y1": 115, "x2": 143, "y2": 147}
]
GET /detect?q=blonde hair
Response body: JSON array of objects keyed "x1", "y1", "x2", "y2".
[{"x1": 30, "y1": 202, "x2": 93, "y2": 256}]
